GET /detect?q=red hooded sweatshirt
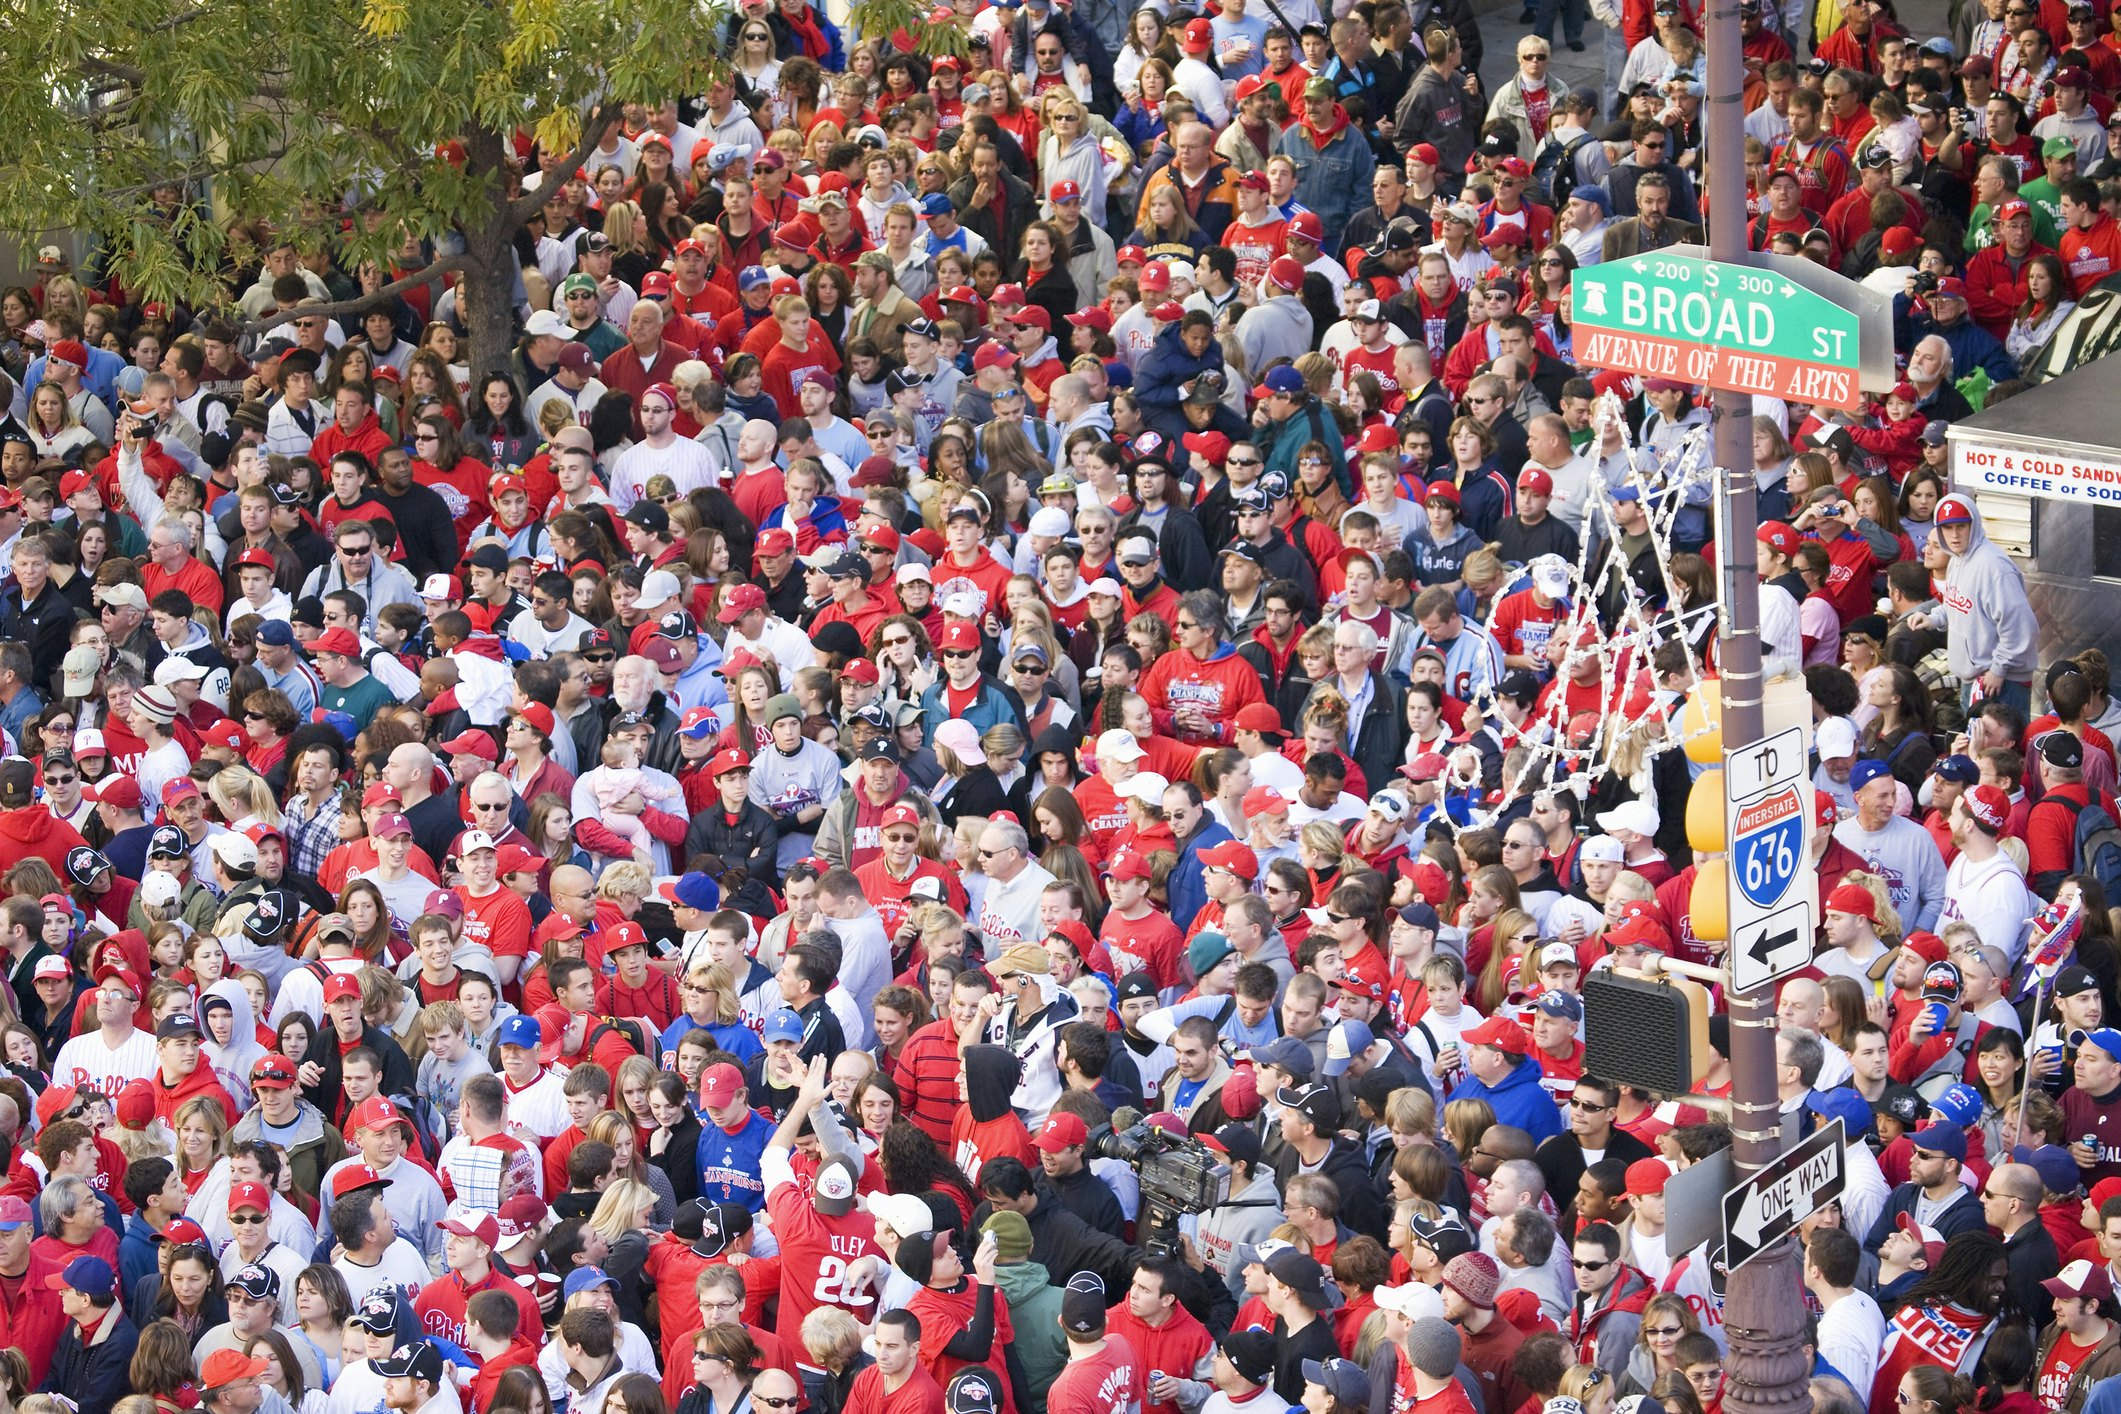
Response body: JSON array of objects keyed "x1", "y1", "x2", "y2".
[{"x1": 0, "y1": 808, "x2": 87, "y2": 876}]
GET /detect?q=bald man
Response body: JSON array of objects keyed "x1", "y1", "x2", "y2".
[
  {"x1": 1774, "y1": 980, "x2": 1854, "y2": 1089},
  {"x1": 1985, "y1": 1161, "x2": 2057, "y2": 1326}
]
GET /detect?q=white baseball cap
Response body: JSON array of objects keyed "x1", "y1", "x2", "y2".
[
  {"x1": 1095, "y1": 729, "x2": 1145, "y2": 763},
  {"x1": 894, "y1": 562, "x2": 933, "y2": 586},
  {"x1": 1594, "y1": 800, "x2": 1659, "y2": 839},
  {"x1": 1116, "y1": 771, "x2": 1170, "y2": 804}
]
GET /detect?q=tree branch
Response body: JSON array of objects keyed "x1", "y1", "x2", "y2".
[
  {"x1": 239, "y1": 253, "x2": 464, "y2": 336},
  {"x1": 502, "y1": 104, "x2": 617, "y2": 226}
]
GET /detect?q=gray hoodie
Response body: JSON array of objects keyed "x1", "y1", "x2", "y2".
[
  {"x1": 1192, "y1": 1166, "x2": 1288, "y2": 1301},
  {"x1": 1941, "y1": 499, "x2": 2039, "y2": 684}
]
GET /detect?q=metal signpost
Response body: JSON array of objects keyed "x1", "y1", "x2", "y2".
[
  {"x1": 1725, "y1": 727, "x2": 1817, "y2": 995},
  {"x1": 1722, "y1": 1120, "x2": 1847, "y2": 1273},
  {"x1": 1571, "y1": 253, "x2": 1866, "y2": 411}
]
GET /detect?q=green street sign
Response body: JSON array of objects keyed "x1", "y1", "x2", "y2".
[{"x1": 1572, "y1": 252, "x2": 1864, "y2": 410}]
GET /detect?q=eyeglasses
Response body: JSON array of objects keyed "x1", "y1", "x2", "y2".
[
  {"x1": 1643, "y1": 1326, "x2": 1684, "y2": 1337},
  {"x1": 230, "y1": 1212, "x2": 268, "y2": 1225},
  {"x1": 942, "y1": 649, "x2": 976, "y2": 660},
  {"x1": 1689, "y1": 1372, "x2": 1723, "y2": 1387},
  {"x1": 1538, "y1": 256, "x2": 1566, "y2": 266},
  {"x1": 1015, "y1": 662, "x2": 1048, "y2": 675},
  {"x1": 1640, "y1": 139, "x2": 1667, "y2": 150},
  {"x1": 473, "y1": 801, "x2": 510, "y2": 813},
  {"x1": 342, "y1": 544, "x2": 374, "y2": 556},
  {"x1": 757, "y1": 1400, "x2": 802, "y2": 1410},
  {"x1": 1570, "y1": 1257, "x2": 1610, "y2": 1271},
  {"x1": 978, "y1": 846, "x2": 1013, "y2": 860}
]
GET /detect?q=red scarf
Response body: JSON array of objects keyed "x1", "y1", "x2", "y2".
[{"x1": 780, "y1": 4, "x2": 829, "y2": 59}]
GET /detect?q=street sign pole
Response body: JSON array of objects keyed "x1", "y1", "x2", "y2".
[{"x1": 1707, "y1": 0, "x2": 1812, "y2": 1398}]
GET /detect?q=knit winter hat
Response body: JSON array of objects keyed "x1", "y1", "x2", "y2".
[
  {"x1": 1406, "y1": 1316, "x2": 1463, "y2": 1378},
  {"x1": 1442, "y1": 1252, "x2": 1501, "y2": 1310},
  {"x1": 982, "y1": 1211, "x2": 1034, "y2": 1261}
]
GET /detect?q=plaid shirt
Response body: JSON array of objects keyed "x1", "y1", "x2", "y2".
[{"x1": 282, "y1": 787, "x2": 345, "y2": 879}]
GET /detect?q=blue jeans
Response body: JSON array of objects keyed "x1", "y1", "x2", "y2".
[
  {"x1": 1537, "y1": 0, "x2": 1588, "y2": 44},
  {"x1": 1604, "y1": 25, "x2": 1629, "y2": 118},
  {"x1": 1963, "y1": 677, "x2": 2033, "y2": 715}
]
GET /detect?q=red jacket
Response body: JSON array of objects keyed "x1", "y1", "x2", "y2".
[
  {"x1": 151, "y1": 1061, "x2": 238, "y2": 1126},
  {"x1": 309, "y1": 412, "x2": 395, "y2": 470},
  {"x1": 0, "y1": 1246, "x2": 67, "y2": 1385},
  {"x1": 0, "y1": 808, "x2": 87, "y2": 877},
  {"x1": 466, "y1": 1336, "x2": 539, "y2": 1414},
  {"x1": 1964, "y1": 242, "x2": 2056, "y2": 337}
]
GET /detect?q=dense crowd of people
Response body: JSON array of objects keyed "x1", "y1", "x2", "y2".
[{"x1": 0, "y1": 4, "x2": 2114, "y2": 1414}]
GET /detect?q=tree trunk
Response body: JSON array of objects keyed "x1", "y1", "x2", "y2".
[{"x1": 461, "y1": 235, "x2": 521, "y2": 383}]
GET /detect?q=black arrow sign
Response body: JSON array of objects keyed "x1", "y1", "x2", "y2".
[{"x1": 1747, "y1": 926, "x2": 1800, "y2": 966}]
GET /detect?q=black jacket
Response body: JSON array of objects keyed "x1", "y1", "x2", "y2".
[
  {"x1": 370, "y1": 480, "x2": 460, "y2": 584},
  {"x1": 1119, "y1": 504, "x2": 1214, "y2": 593},
  {"x1": 1047, "y1": 1160, "x2": 1128, "y2": 1237},
  {"x1": 948, "y1": 171, "x2": 1039, "y2": 263},
  {"x1": 1303, "y1": 673, "x2": 1407, "y2": 805},
  {"x1": 303, "y1": 1021, "x2": 417, "y2": 1119},
  {"x1": 683, "y1": 797, "x2": 781, "y2": 892},
  {"x1": 1273, "y1": 1135, "x2": 1388, "y2": 1242},
  {"x1": 40, "y1": 1308, "x2": 137, "y2": 1414},
  {"x1": 2, "y1": 582, "x2": 78, "y2": 697}
]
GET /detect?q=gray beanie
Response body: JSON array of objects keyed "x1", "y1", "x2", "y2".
[{"x1": 1406, "y1": 1316, "x2": 1462, "y2": 1379}]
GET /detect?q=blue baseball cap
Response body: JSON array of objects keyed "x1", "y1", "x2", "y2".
[
  {"x1": 1247, "y1": 1035, "x2": 1315, "y2": 1078},
  {"x1": 2085, "y1": 1027, "x2": 2121, "y2": 1062},
  {"x1": 763, "y1": 1008, "x2": 806, "y2": 1045},
  {"x1": 50, "y1": 1255, "x2": 117, "y2": 1298},
  {"x1": 257, "y1": 619, "x2": 296, "y2": 647},
  {"x1": 658, "y1": 872, "x2": 721, "y2": 911},
  {"x1": 1909, "y1": 1120, "x2": 1967, "y2": 1162},
  {"x1": 1850, "y1": 759, "x2": 1892, "y2": 792},
  {"x1": 563, "y1": 1266, "x2": 617, "y2": 1299},
  {"x1": 920, "y1": 192, "x2": 956, "y2": 218},
  {"x1": 1398, "y1": 902, "x2": 1441, "y2": 931},
  {"x1": 738, "y1": 265, "x2": 772, "y2": 291},
  {"x1": 312, "y1": 709, "x2": 357, "y2": 742},
  {"x1": 495, "y1": 1014, "x2": 543, "y2": 1051},
  {"x1": 1805, "y1": 1085, "x2": 1873, "y2": 1140},
  {"x1": 1610, "y1": 484, "x2": 1642, "y2": 503},
  {"x1": 1323, "y1": 1020, "x2": 1374, "y2": 1076},
  {"x1": 1932, "y1": 1082, "x2": 1983, "y2": 1127},
  {"x1": 1933, "y1": 754, "x2": 1979, "y2": 784},
  {"x1": 1262, "y1": 365, "x2": 1306, "y2": 395},
  {"x1": 1569, "y1": 185, "x2": 1613, "y2": 214}
]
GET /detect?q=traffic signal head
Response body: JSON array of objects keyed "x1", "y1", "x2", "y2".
[{"x1": 1582, "y1": 968, "x2": 1712, "y2": 1097}]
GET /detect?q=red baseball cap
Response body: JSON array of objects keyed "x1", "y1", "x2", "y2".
[
  {"x1": 1461, "y1": 1016, "x2": 1530, "y2": 1055},
  {"x1": 1517, "y1": 466, "x2": 1554, "y2": 495},
  {"x1": 706, "y1": 747, "x2": 752, "y2": 779},
  {"x1": 1966, "y1": 784, "x2": 2010, "y2": 832},
  {"x1": 701, "y1": 1062, "x2": 746, "y2": 1109},
  {"x1": 1758, "y1": 521, "x2": 1801, "y2": 557},
  {"x1": 1198, "y1": 839, "x2": 1259, "y2": 879},
  {"x1": 1825, "y1": 883, "x2": 1878, "y2": 921},
  {"x1": 1034, "y1": 1111, "x2": 1090, "y2": 1152},
  {"x1": 1104, "y1": 849, "x2": 1153, "y2": 882}
]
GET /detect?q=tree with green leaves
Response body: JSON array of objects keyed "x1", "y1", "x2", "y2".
[{"x1": 0, "y1": 0, "x2": 966, "y2": 377}]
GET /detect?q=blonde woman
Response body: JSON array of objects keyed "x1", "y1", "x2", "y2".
[
  {"x1": 209, "y1": 766, "x2": 283, "y2": 831},
  {"x1": 587, "y1": 1177, "x2": 663, "y2": 1249},
  {"x1": 1038, "y1": 92, "x2": 1108, "y2": 228},
  {"x1": 587, "y1": 1111, "x2": 676, "y2": 1225}
]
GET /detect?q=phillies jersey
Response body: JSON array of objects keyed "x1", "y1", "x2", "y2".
[
  {"x1": 1049, "y1": 1334, "x2": 1141, "y2": 1414},
  {"x1": 765, "y1": 1159, "x2": 882, "y2": 1327}
]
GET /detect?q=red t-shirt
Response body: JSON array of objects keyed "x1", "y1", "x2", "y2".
[
  {"x1": 1100, "y1": 908, "x2": 1186, "y2": 990},
  {"x1": 143, "y1": 557, "x2": 226, "y2": 615},
  {"x1": 458, "y1": 885, "x2": 533, "y2": 963},
  {"x1": 1048, "y1": 1334, "x2": 1140, "y2": 1414},
  {"x1": 847, "y1": 1364, "x2": 947, "y2": 1414},
  {"x1": 2038, "y1": 1331, "x2": 2101, "y2": 1408}
]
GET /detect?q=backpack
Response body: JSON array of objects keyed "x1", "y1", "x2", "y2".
[
  {"x1": 1531, "y1": 129, "x2": 1595, "y2": 207},
  {"x1": 2046, "y1": 793, "x2": 2121, "y2": 898},
  {"x1": 588, "y1": 1016, "x2": 657, "y2": 1067}
]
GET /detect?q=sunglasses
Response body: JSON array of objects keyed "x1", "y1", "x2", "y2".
[
  {"x1": 230, "y1": 1212, "x2": 268, "y2": 1225},
  {"x1": 943, "y1": 649, "x2": 976, "y2": 660},
  {"x1": 1571, "y1": 1257, "x2": 1610, "y2": 1271},
  {"x1": 757, "y1": 1400, "x2": 802, "y2": 1410},
  {"x1": 583, "y1": 652, "x2": 616, "y2": 663}
]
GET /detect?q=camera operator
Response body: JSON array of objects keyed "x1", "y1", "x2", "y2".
[
  {"x1": 1034, "y1": 1112, "x2": 1128, "y2": 1235},
  {"x1": 1189, "y1": 1125, "x2": 1284, "y2": 1306},
  {"x1": 1273, "y1": 1083, "x2": 1389, "y2": 1242}
]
